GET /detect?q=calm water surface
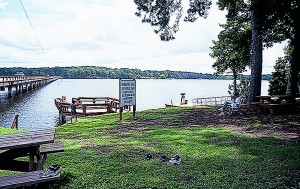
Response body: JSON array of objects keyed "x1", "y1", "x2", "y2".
[{"x1": 0, "y1": 79, "x2": 269, "y2": 130}]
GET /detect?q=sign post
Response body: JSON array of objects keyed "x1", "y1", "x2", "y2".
[{"x1": 119, "y1": 79, "x2": 136, "y2": 120}]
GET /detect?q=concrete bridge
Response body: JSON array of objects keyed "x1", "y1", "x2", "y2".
[{"x1": 0, "y1": 75, "x2": 59, "y2": 96}]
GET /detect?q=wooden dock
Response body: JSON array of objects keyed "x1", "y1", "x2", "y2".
[
  {"x1": 54, "y1": 97, "x2": 129, "y2": 123},
  {"x1": 165, "y1": 96, "x2": 231, "y2": 108}
]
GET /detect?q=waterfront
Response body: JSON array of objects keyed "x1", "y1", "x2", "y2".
[{"x1": 0, "y1": 79, "x2": 269, "y2": 130}]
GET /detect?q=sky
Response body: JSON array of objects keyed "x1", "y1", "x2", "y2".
[{"x1": 0, "y1": 0, "x2": 287, "y2": 74}]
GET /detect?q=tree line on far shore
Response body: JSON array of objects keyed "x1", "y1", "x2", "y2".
[{"x1": 0, "y1": 66, "x2": 271, "y2": 80}]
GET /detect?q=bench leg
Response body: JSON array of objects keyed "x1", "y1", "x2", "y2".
[
  {"x1": 29, "y1": 154, "x2": 35, "y2": 172},
  {"x1": 29, "y1": 146, "x2": 40, "y2": 171},
  {"x1": 37, "y1": 154, "x2": 47, "y2": 171}
]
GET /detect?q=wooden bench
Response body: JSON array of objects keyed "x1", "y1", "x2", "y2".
[
  {"x1": 40, "y1": 143, "x2": 64, "y2": 154},
  {"x1": 0, "y1": 170, "x2": 60, "y2": 189}
]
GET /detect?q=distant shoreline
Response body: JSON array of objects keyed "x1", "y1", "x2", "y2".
[{"x1": 0, "y1": 66, "x2": 271, "y2": 80}]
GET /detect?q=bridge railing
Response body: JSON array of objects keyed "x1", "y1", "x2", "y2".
[{"x1": 0, "y1": 76, "x2": 59, "y2": 82}]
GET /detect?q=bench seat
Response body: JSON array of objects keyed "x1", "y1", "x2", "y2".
[
  {"x1": 0, "y1": 170, "x2": 60, "y2": 189},
  {"x1": 40, "y1": 143, "x2": 64, "y2": 154}
]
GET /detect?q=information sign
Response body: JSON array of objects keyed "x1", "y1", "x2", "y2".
[{"x1": 119, "y1": 79, "x2": 136, "y2": 107}]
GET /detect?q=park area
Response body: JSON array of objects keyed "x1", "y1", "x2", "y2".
[{"x1": 1, "y1": 106, "x2": 300, "y2": 188}]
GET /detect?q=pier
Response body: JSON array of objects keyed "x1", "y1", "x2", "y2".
[
  {"x1": 0, "y1": 75, "x2": 59, "y2": 96},
  {"x1": 192, "y1": 96, "x2": 231, "y2": 106},
  {"x1": 165, "y1": 93, "x2": 232, "y2": 108},
  {"x1": 54, "y1": 97, "x2": 130, "y2": 123}
]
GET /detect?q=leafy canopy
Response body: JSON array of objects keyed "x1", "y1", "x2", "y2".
[{"x1": 134, "y1": 0, "x2": 212, "y2": 41}]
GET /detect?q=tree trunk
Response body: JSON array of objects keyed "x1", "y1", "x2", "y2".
[
  {"x1": 233, "y1": 68, "x2": 237, "y2": 94},
  {"x1": 286, "y1": 24, "x2": 300, "y2": 97},
  {"x1": 248, "y1": 0, "x2": 263, "y2": 104}
]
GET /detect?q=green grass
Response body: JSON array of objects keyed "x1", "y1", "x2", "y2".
[
  {"x1": 1, "y1": 107, "x2": 299, "y2": 189},
  {"x1": 0, "y1": 127, "x2": 24, "y2": 135}
]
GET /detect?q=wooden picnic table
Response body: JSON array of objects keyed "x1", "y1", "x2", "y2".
[
  {"x1": 0, "y1": 129, "x2": 56, "y2": 172},
  {"x1": 257, "y1": 95, "x2": 295, "y2": 104},
  {"x1": 253, "y1": 95, "x2": 297, "y2": 115},
  {"x1": 0, "y1": 128, "x2": 64, "y2": 188}
]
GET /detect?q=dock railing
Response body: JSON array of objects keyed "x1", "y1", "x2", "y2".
[
  {"x1": 192, "y1": 96, "x2": 231, "y2": 106},
  {"x1": 54, "y1": 97, "x2": 127, "y2": 116}
]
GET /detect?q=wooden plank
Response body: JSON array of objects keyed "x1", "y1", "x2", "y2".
[
  {"x1": 0, "y1": 134, "x2": 55, "y2": 145},
  {"x1": 40, "y1": 143, "x2": 64, "y2": 154},
  {"x1": 0, "y1": 135, "x2": 55, "y2": 150},
  {"x1": 0, "y1": 129, "x2": 55, "y2": 140},
  {"x1": 0, "y1": 128, "x2": 55, "y2": 137},
  {"x1": 0, "y1": 170, "x2": 60, "y2": 189},
  {"x1": 0, "y1": 129, "x2": 55, "y2": 150}
]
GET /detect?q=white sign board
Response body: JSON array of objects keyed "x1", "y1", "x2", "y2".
[{"x1": 119, "y1": 79, "x2": 136, "y2": 107}]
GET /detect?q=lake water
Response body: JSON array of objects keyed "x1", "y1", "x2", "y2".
[{"x1": 0, "y1": 79, "x2": 269, "y2": 130}]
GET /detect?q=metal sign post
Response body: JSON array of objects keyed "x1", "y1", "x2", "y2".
[{"x1": 119, "y1": 79, "x2": 136, "y2": 120}]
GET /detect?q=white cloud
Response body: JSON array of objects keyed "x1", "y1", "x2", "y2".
[
  {"x1": 0, "y1": 0, "x2": 7, "y2": 9},
  {"x1": 0, "y1": 0, "x2": 286, "y2": 74}
]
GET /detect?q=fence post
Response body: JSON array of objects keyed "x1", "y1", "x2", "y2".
[{"x1": 11, "y1": 113, "x2": 19, "y2": 129}]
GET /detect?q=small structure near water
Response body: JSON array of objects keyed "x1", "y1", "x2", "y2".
[
  {"x1": 54, "y1": 96, "x2": 128, "y2": 123},
  {"x1": 165, "y1": 93, "x2": 192, "y2": 108},
  {"x1": 192, "y1": 96, "x2": 231, "y2": 106}
]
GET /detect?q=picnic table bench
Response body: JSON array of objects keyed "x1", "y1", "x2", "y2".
[
  {"x1": 252, "y1": 95, "x2": 298, "y2": 115},
  {"x1": 0, "y1": 170, "x2": 60, "y2": 189},
  {"x1": 0, "y1": 129, "x2": 64, "y2": 188}
]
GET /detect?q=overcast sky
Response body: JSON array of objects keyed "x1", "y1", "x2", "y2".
[{"x1": 0, "y1": 0, "x2": 286, "y2": 74}]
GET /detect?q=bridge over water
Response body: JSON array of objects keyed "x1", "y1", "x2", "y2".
[{"x1": 0, "y1": 75, "x2": 59, "y2": 97}]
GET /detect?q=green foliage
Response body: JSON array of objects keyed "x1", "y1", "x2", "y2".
[
  {"x1": 268, "y1": 57, "x2": 289, "y2": 95},
  {"x1": 267, "y1": 44, "x2": 300, "y2": 96},
  {"x1": 228, "y1": 78, "x2": 250, "y2": 103},
  {"x1": 257, "y1": 0, "x2": 299, "y2": 46},
  {"x1": 0, "y1": 66, "x2": 271, "y2": 80},
  {"x1": 134, "y1": 0, "x2": 212, "y2": 41},
  {"x1": 210, "y1": 19, "x2": 251, "y2": 92},
  {"x1": 210, "y1": 21, "x2": 250, "y2": 75},
  {"x1": 0, "y1": 127, "x2": 24, "y2": 135}
]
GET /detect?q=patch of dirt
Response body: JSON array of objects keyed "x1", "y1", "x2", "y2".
[
  {"x1": 98, "y1": 145, "x2": 115, "y2": 153},
  {"x1": 123, "y1": 107, "x2": 300, "y2": 141}
]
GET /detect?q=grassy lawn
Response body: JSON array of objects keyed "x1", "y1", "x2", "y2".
[{"x1": 1, "y1": 107, "x2": 300, "y2": 188}]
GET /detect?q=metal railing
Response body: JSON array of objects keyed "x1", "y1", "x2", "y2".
[{"x1": 192, "y1": 96, "x2": 231, "y2": 106}]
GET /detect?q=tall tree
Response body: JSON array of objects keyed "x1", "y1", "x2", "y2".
[
  {"x1": 268, "y1": 44, "x2": 299, "y2": 95},
  {"x1": 134, "y1": 0, "x2": 299, "y2": 101},
  {"x1": 258, "y1": 0, "x2": 300, "y2": 96},
  {"x1": 134, "y1": 0, "x2": 263, "y2": 103},
  {"x1": 268, "y1": 57, "x2": 289, "y2": 95},
  {"x1": 247, "y1": 0, "x2": 263, "y2": 103},
  {"x1": 210, "y1": 19, "x2": 251, "y2": 93}
]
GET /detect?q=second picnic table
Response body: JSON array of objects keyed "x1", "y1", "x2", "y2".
[
  {"x1": 0, "y1": 128, "x2": 64, "y2": 189},
  {"x1": 253, "y1": 95, "x2": 298, "y2": 114}
]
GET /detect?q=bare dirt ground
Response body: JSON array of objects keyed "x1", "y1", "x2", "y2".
[
  {"x1": 123, "y1": 106, "x2": 300, "y2": 141},
  {"x1": 182, "y1": 107, "x2": 300, "y2": 141}
]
